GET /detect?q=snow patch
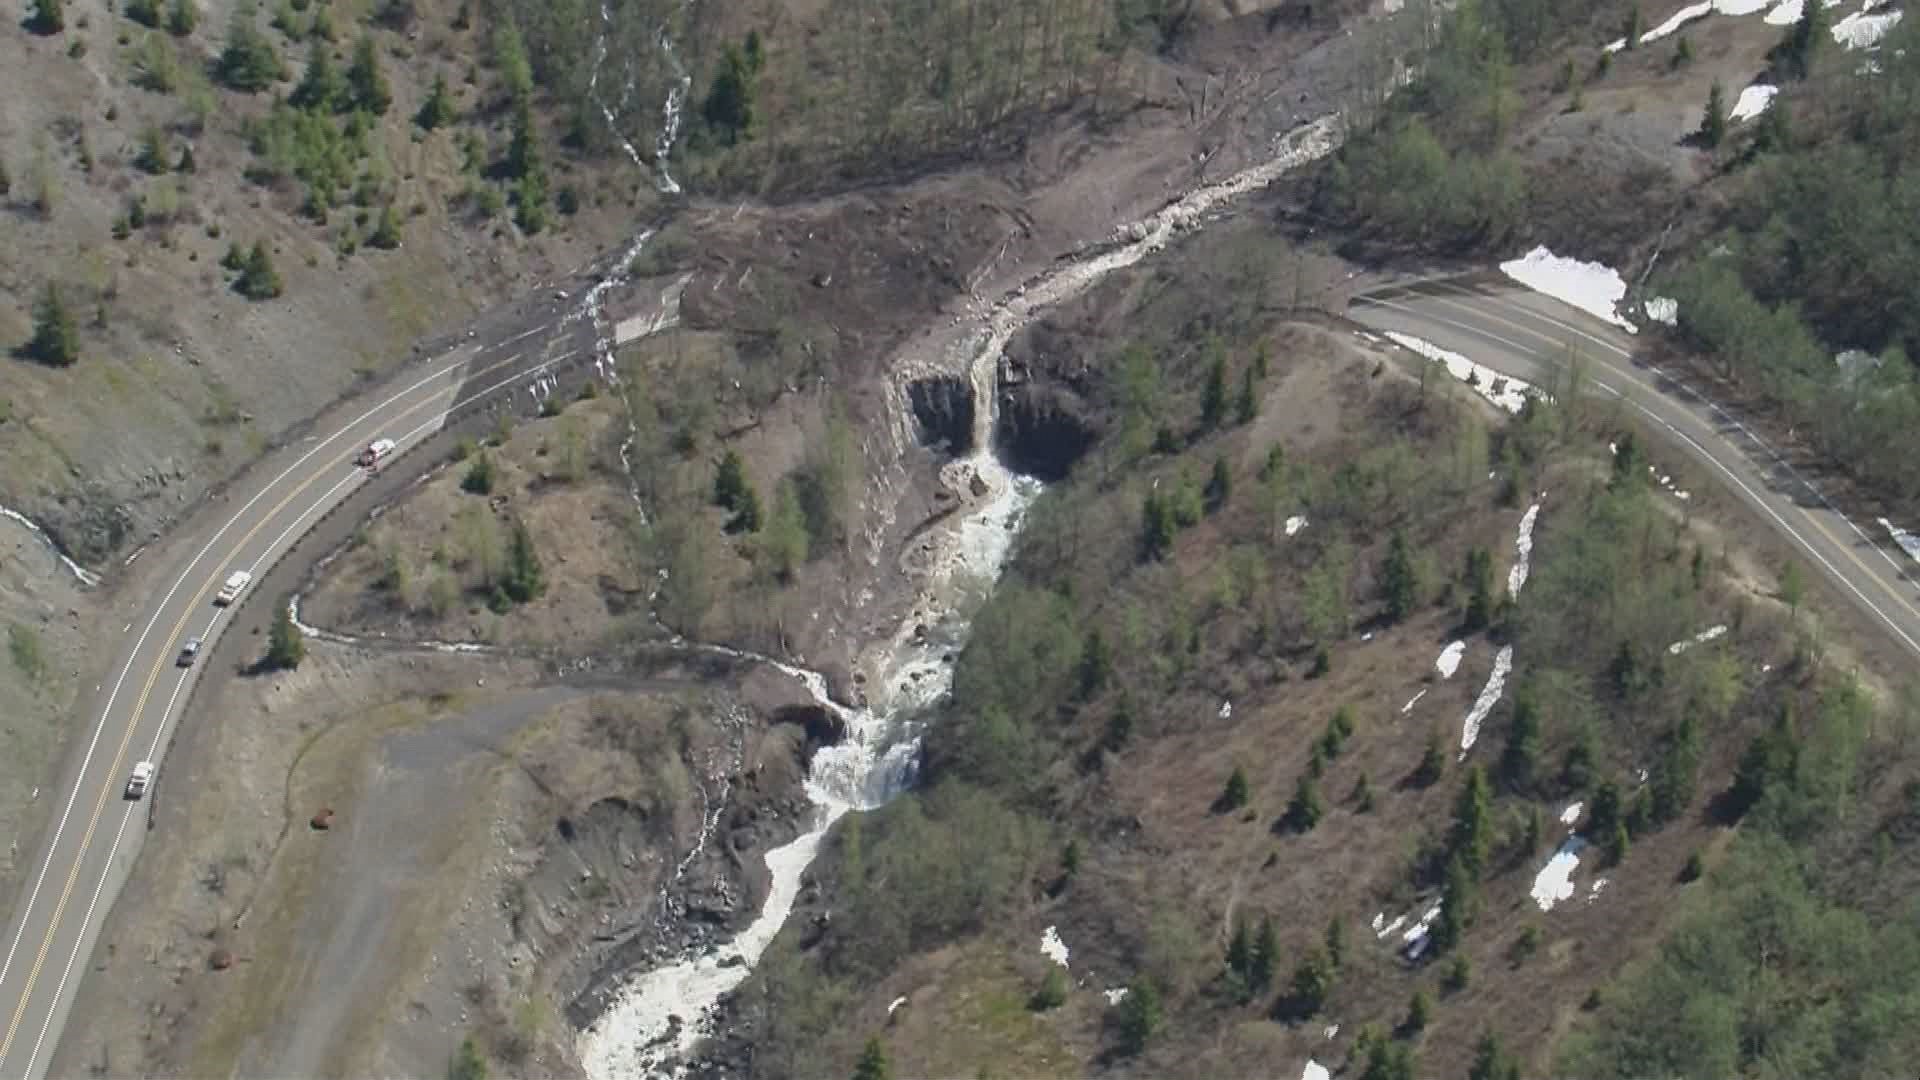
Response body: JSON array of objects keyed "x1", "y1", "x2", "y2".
[
  {"x1": 1376, "y1": 913, "x2": 1408, "y2": 940},
  {"x1": 1879, "y1": 518, "x2": 1920, "y2": 566},
  {"x1": 1285, "y1": 515, "x2": 1309, "y2": 537},
  {"x1": 1219, "y1": 701, "x2": 1233, "y2": 720},
  {"x1": 1604, "y1": 0, "x2": 1777, "y2": 51},
  {"x1": 1509, "y1": 501, "x2": 1542, "y2": 596},
  {"x1": 1765, "y1": 0, "x2": 1844, "y2": 25},
  {"x1": 1588, "y1": 878, "x2": 1611, "y2": 904},
  {"x1": 0, "y1": 505, "x2": 102, "y2": 587},
  {"x1": 1833, "y1": 7, "x2": 1903, "y2": 48},
  {"x1": 1041, "y1": 925, "x2": 1070, "y2": 967},
  {"x1": 888, "y1": 996, "x2": 909, "y2": 1016},
  {"x1": 1384, "y1": 332, "x2": 1537, "y2": 413},
  {"x1": 1104, "y1": 987, "x2": 1130, "y2": 1005},
  {"x1": 1730, "y1": 83, "x2": 1779, "y2": 122},
  {"x1": 1560, "y1": 801, "x2": 1585, "y2": 827},
  {"x1": 1370, "y1": 912, "x2": 1386, "y2": 934},
  {"x1": 1458, "y1": 645, "x2": 1515, "y2": 757},
  {"x1": 1436, "y1": 640, "x2": 1466, "y2": 679},
  {"x1": 1402, "y1": 688, "x2": 1429, "y2": 714},
  {"x1": 1667, "y1": 624, "x2": 1728, "y2": 655},
  {"x1": 1303, "y1": 1061, "x2": 1332, "y2": 1080},
  {"x1": 1498, "y1": 247, "x2": 1637, "y2": 332},
  {"x1": 1644, "y1": 296, "x2": 1679, "y2": 326},
  {"x1": 1530, "y1": 835, "x2": 1590, "y2": 912}
]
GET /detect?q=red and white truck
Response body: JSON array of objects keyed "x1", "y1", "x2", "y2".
[{"x1": 356, "y1": 438, "x2": 396, "y2": 468}]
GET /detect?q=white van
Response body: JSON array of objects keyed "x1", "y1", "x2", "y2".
[
  {"x1": 356, "y1": 438, "x2": 396, "y2": 467},
  {"x1": 215, "y1": 570, "x2": 252, "y2": 606}
]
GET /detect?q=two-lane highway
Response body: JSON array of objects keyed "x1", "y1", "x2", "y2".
[
  {"x1": 0, "y1": 295, "x2": 600, "y2": 1080},
  {"x1": 1350, "y1": 275, "x2": 1920, "y2": 660}
]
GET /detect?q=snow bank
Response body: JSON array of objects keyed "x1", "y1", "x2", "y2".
[
  {"x1": 1644, "y1": 296, "x2": 1679, "y2": 326},
  {"x1": 1602, "y1": 0, "x2": 1772, "y2": 50},
  {"x1": 1384, "y1": 331, "x2": 1537, "y2": 413},
  {"x1": 1285, "y1": 515, "x2": 1309, "y2": 537},
  {"x1": 1730, "y1": 83, "x2": 1779, "y2": 122},
  {"x1": 1879, "y1": 518, "x2": 1920, "y2": 565},
  {"x1": 1667, "y1": 624, "x2": 1728, "y2": 655},
  {"x1": 1436, "y1": 641, "x2": 1466, "y2": 679},
  {"x1": 1459, "y1": 645, "x2": 1515, "y2": 757},
  {"x1": 1765, "y1": 0, "x2": 1843, "y2": 25},
  {"x1": 1834, "y1": 7, "x2": 1903, "y2": 48},
  {"x1": 1303, "y1": 1061, "x2": 1332, "y2": 1080},
  {"x1": 1041, "y1": 926, "x2": 1070, "y2": 967},
  {"x1": 1499, "y1": 247, "x2": 1637, "y2": 332},
  {"x1": 1531, "y1": 835, "x2": 1590, "y2": 912},
  {"x1": 1509, "y1": 502, "x2": 1542, "y2": 596}
]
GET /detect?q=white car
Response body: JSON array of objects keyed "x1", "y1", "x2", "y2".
[
  {"x1": 125, "y1": 762, "x2": 154, "y2": 800},
  {"x1": 215, "y1": 570, "x2": 252, "y2": 607}
]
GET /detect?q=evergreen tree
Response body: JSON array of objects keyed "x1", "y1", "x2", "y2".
[
  {"x1": 763, "y1": 479, "x2": 809, "y2": 582},
  {"x1": 851, "y1": 1037, "x2": 890, "y2": 1080},
  {"x1": 267, "y1": 601, "x2": 305, "y2": 669},
  {"x1": 1405, "y1": 988, "x2": 1432, "y2": 1033},
  {"x1": 347, "y1": 36, "x2": 392, "y2": 115},
  {"x1": 216, "y1": 3, "x2": 285, "y2": 91},
  {"x1": 0, "y1": 158, "x2": 10, "y2": 197},
  {"x1": 492, "y1": 22, "x2": 533, "y2": 103},
  {"x1": 27, "y1": 0, "x2": 64, "y2": 35},
  {"x1": 461, "y1": 452, "x2": 495, "y2": 495},
  {"x1": 1754, "y1": 95, "x2": 1792, "y2": 153},
  {"x1": 1729, "y1": 708, "x2": 1798, "y2": 817},
  {"x1": 1649, "y1": 710, "x2": 1701, "y2": 825},
  {"x1": 1351, "y1": 771, "x2": 1375, "y2": 812},
  {"x1": 1784, "y1": 0, "x2": 1826, "y2": 78},
  {"x1": 1226, "y1": 918, "x2": 1251, "y2": 977},
  {"x1": 1357, "y1": 1028, "x2": 1416, "y2": 1080},
  {"x1": 1432, "y1": 853, "x2": 1477, "y2": 953},
  {"x1": 1381, "y1": 529, "x2": 1419, "y2": 622},
  {"x1": 1204, "y1": 457, "x2": 1232, "y2": 512},
  {"x1": 369, "y1": 203, "x2": 402, "y2": 249},
  {"x1": 1286, "y1": 949, "x2": 1334, "y2": 1017},
  {"x1": 1200, "y1": 348, "x2": 1228, "y2": 430},
  {"x1": 1498, "y1": 686, "x2": 1541, "y2": 792},
  {"x1": 291, "y1": 38, "x2": 346, "y2": 112},
  {"x1": 1463, "y1": 547, "x2": 1495, "y2": 630},
  {"x1": 728, "y1": 484, "x2": 762, "y2": 534},
  {"x1": 1325, "y1": 915, "x2": 1346, "y2": 970},
  {"x1": 1235, "y1": 365, "x2": 1259, "y2": 424},
  {"x1": 1077, "y1": 627, "x2": 1110, "y2": 700},
  {"x1": 1116, "y1": 978, "x2": 1161, "y2": 1055},
  {"x1": 1140, "y1": 490, "x2": 1177, "y2": 561},
  {"x1": 175, "y1": 143, "x2": 196, "y2": 173},
  {"x1": 1415, "y1": 727, "x2": 1447, "y2": 787},
  {"x1": 1699, "y1": 80, "x2": 1728, "y2": 148},
  {"x1": 1220, "y1": 765, "x2": 1250, "y2": 811},
  {"x1": 1450, "y1": 764, "x2": 1493, "y2": 875},
  {"x1": 1284, "y1": 774, "x2": 1324, "y2": 833},
  {"x1": 236, "y1": 241, "x2": 283, "y2": 299},
  {"x1": 1623, "y1": 5, "x2": 1642, "y2": 49},
  {"x1": 416, "y1": 72, "x2": 457, "y2": 130},
  {"x1": 26, "y1": 283, "x2": 81, "y2": 367},
  {"x1": 166, "y1": 0, "x2": 198, "y2": 36},
  {"x1": 1250, "y1": 917, "x2": 1278, "y2": 994},
  {"x1": 1589, "y1": 780, "x2": 1624, "y2": 840},
  {"x1": 1467, "y1": 1030, "x2": 1520, "y2": 1080},
  {"x1": 714, "y1": 449, "x2": 750, "y2": 509},
  {"x1": 702, "y1": 42, "x2": 757, "y2": 144},
  {"x1": 501, "y1": 519, "x2": 545, "y2": 603}
]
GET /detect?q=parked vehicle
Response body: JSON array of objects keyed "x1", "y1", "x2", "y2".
[
  {"x1": 125, "y1": 762, "x2": 154, "y2": 800},
  {"x1": 356, "y1": 438, "x2": 396, "y2": 467},
  {"x1": 215, "y1": 570, "x2": 252, "y2": 607}
]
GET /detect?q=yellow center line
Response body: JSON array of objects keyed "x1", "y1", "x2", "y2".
[
  {"x1": 0, "y1": 331, "x2": 575, "y2": 1062},
  {"x1": 1407, "y1": 287, "x2": 1920, "y2": 632}
]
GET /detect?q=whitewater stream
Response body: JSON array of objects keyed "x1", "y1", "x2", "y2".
[{"x1": 577, "y1": 114, "x2": 1347, "y2": 1079}]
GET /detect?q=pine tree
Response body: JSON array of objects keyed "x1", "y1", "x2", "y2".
[
  {"x1": 1031, "y1": 966, "x2": 1068, "y2": 1011},
  {"x1": 1623, "y1": 5, "x2": 1642, "y2": 49},
  {"x1": 1200, "y1": 349, "x2": 1229, "y2": 430},
  {"x1": 1358, "y1": 1027, "x2": 1416, "y2": 1080},
  {"x1": 851, "y1": 1037, "x2": 890, "y2": 1080},
  {"x1": 1325, "y1": 916, "x2": 1346, "y2": 970},
  {"x1": 501, "y1": 519, "x2": 545, "y2": 603},
  {"x1": 1250, "y1": 917, "x2": 1278, "y2": 994},
  {"x1": 714, "y1": 450, "x2": 750, "y2": 509},
  {"x1": 1204, "y1": 457, "x2": 1232, "y2": 512},
  {"x1": 1077, "y1": 627, "x2": 1110, "y2": 700},
  {"x1": 1116, "y1": 979, "x2": 1161, "y2": 1055},
  {"x1": 416, "y1": 72, "x2": 457, "y2": 130},
  {"x1": 1226, "y1": 918, "x2": 1252, "y2": 977},
  {"x1": 1649, "y1": 710, "x2": 1701, "y2": 825},
  {"x1": 27, "y1": 0, "x2": 64, "y2": 35},
  {"x1": 267, "y1": 601, "x2": 305, "y2": 670},
  {"x1": 1381, "y1": 529, "x2": 1419, "y2": 622},
  {"x1": 1415, "y1": 728, "x2": 1447, "y2": 787},
  {"x1": 1286, "y1": 949, "x2": 1334, "y2": 1017},
  {"x1": 166, "y1": 0, "x2": 198, "y2": 36},
  {"x1": 369, "y1": 203, "x2": 402, "y2": 249},
  {"x1": 291, "y1": 38, "x2": 346, "y2": 111},
  {"x1": 461, "y1": 452, "x2": 495, "y2": 495},
  {"x1": 1498, "y1": 686, "x2": 1541, "y2": 792},
  {"x1": 1463, "y1": 547, "x2": 1495, "y2": 630},
  {"x1": 1755, "y1": 95, "x2": 1792, "y2": 153},
  {"x1": 1432, "y1": 853, "x2": 1477, "y2": 952},
  {"x1": 1405, "y1": 988, "x2": 1432, "y2": 1032},
  {"x1": 1699, "y1": 80, "x2": 1728, "y2": 148},
  {"x1": 1450, "y1": 764, "x2": 1493, "y2": 875},
  {"x1": 236, "y1": 241, "x2": 283, "y2": 299},
  {"x1": 27, "y1": 283, "x2": 81, "y2": 367},
  {"x1": 1220, "y1": 765, "x2": 1250, "y2": 811},
  {"x1": 347, "y1": 36, "x2": 392, "y2": 114},
  {"x1": 216, "y1": 3, "x2": 285, "y2": 91},
  {"x1": 1785, "y1": 0, "x2": 1826, "y2": 78},
  {"x1": 1140, "y1": 490, "x2": 1177, "y2": 561},
  {"x1": 135, "y1": 127, "x2": 170, "y2": 174},
  {"x1": 1284, "y1": 774, "x2": 1324, "y2": 833},
  {"x1": 701, "y1": 42, "x2": 757, "y2": 144},
  {"x1": 175, "y1": 143, "x2": 196, "y2": 173},
  {"x1": 1467, "y1": 1030, "x2": 1520, "y2": 1080}
]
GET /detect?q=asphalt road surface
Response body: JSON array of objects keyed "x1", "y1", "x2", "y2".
[
  {"x1": 0, "y1": 283, "x2": 604, "y2": 1080},
  {"x1": 1349, "y1": 274, "x2": 1920, "y2": 661}
]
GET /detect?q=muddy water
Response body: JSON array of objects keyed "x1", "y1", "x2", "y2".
[{"x1": 577, "y1": 112, "x2": 1347, "y2": 1080}]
